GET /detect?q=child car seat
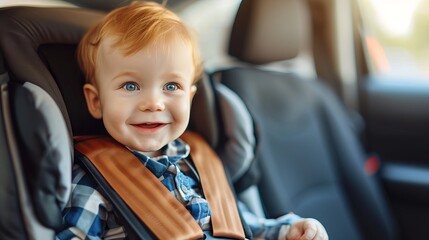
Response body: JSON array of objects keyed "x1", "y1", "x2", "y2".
[
  {"x1": 211, "y1": 0, "x2": 398, "y2": 239},
  {"x1": 0, "y1": 5, "x2": 256, "y2": 239}
]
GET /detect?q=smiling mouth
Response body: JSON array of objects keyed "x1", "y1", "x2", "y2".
[{"x1": 131, "y1": 122, "x2": 167, "y2": 130}]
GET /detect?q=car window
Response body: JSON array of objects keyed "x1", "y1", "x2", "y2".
[{"x1": 358, "y1": 0, "x2": 429, "y2": 81}]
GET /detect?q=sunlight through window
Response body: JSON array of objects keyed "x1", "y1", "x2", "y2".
[{"x1": 359, "y1": 0, "x2": 429, "y2": 80}]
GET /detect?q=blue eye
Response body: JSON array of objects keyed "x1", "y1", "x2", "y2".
[
  {"x1": 123, "y1": 82, "x2": 139, "y2": 91},
  {"x1": 164, "y1": 83, "x2": 178, "y2": 91}
]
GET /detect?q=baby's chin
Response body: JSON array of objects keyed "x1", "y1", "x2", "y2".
[
  {"x1": 110, "y1": 134, "x2": 165, "y2": 155},
  {"x1": 125, "y1": 145, "x2": 161, "y2": 158}
]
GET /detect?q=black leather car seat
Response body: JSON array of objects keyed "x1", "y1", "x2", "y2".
[{"x1": 211, "y1": 0, "x2": 398, "y2": 239}]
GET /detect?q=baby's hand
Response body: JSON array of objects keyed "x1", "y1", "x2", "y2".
[{"x1": 285, "y1": 218, "x2": 328, "y2": 240}]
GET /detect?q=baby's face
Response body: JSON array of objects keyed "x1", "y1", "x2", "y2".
[{"x1": 86, "y1": 37, "x2": 195, "y2": 156}]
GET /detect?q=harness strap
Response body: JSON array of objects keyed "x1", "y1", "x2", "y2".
[
  {"x1": 74, "y1": 131, "x2": 244, "y2": 239},
  {"x1": 181, "y1": 131, "x2": 245, "y2": 239}
]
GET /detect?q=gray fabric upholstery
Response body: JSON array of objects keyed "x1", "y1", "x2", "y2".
[
  {"x1": 216, "y1": 66, "x2": 397, "y2": 240},
  {"x1": 0, "y1": 79, "x2": 55, "y2": 240},
  {"x1": 214, "y1": 82, "x2": 255, "y2": 182},
  {"x1": 12, "y1": 82, "x2": 72, "y2": 229}
]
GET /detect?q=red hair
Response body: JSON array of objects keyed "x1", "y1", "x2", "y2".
[{"x1": 77, "y1": 1, "x2": 202, "y2": 84}]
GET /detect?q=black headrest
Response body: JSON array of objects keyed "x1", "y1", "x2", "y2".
[{"x1": 0, "y1": 6, "x2": 105, "y2": 136}]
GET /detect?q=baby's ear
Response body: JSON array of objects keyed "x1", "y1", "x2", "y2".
[
  {"x1": 190, "y1": 85, "x2": 197, "y2": 100},
  {"x1": 83, "y1": 83, "x2": 102, "y2": 119}
]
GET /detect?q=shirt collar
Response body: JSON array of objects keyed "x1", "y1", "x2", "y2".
[{"x1": 128, "y1": 138, "x2": 190, "y2": 177}]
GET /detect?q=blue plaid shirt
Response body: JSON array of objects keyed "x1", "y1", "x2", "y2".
[{"x1": 56, "y1": 138, "x2": 299, "y2": 239}]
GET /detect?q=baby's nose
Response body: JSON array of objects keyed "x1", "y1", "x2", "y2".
[{"x1": 138, "y1": 93, "x2": 165, "y2": 112}]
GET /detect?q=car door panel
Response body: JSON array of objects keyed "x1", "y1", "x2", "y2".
[{"x1": 361, "y1": 75, "x2": 429, "y2": 239}]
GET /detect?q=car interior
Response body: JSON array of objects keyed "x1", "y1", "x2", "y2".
[
  {"x1": 212, "y1": 0, "x2": 396, "y2": 239},
  {"x1": 1, "y1": 0, "x2": 429, "y2": 240}
]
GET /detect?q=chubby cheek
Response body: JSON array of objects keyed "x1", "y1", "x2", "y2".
[
  {"x1": 100, "y1": 99, "x2": 131, "y2": 135},
  {"x1": 102, "y1": 112, "x2": 125, "y2": 141},
  {"x1": 171, "y1": 99, "x2": 191, "y2": 129}
]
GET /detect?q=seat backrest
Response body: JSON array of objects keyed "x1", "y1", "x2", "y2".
[
  {"x1": 212, "y1": 0, "x2": 397, "y2": 239},
  {"x1": 0, "y1": 5, "x2": 228, "y2": 239}
]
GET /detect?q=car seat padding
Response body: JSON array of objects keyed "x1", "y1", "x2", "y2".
[{"x1": 12, "y1": 82, "x2": 72, "y2": 230}]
